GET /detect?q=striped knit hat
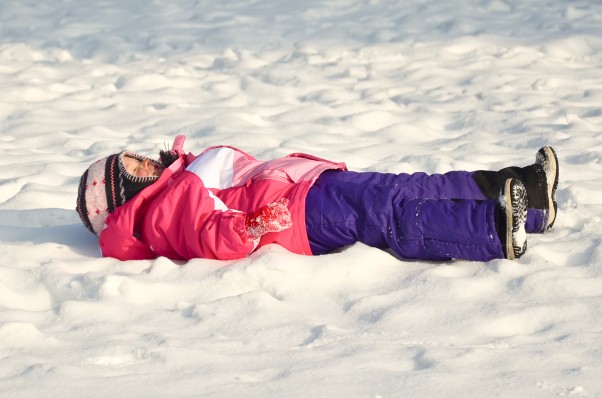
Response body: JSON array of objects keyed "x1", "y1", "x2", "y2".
[{"x1": 76, "y1": 151, "x2": 161, "y2": 236}]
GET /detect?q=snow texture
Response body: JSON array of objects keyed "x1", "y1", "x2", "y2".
[{"x1": 1, "y1": 0, "x2": 602, "y2": 397}]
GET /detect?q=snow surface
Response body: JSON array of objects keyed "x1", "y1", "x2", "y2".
[{"x1": 1, "y1": 0, "x2": 602, "y2": 397}]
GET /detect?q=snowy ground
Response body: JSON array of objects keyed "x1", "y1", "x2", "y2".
[{"x1": 1, "y1": 0, "x2": 602, "y2": 397}]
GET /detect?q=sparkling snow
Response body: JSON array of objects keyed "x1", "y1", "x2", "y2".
[{"x1": 1, "y1": 1, "x2": 601, "y2": 397}]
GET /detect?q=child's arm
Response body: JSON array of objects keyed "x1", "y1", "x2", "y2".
[
  {"x1": 143, "y1": 175, "x2": 292, "y2": 261},
  {"x1": 181, "y1": 199, "x2": 292, "y2": 260}
]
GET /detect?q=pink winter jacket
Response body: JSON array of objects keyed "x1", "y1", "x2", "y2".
[{"x1": 98, "y1": 136, "x2": 346, "y2": 261}]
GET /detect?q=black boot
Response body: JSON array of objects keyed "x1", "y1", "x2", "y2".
[
  {"x1": 473, "y1": 147, "x2": 558, "y2": 231},
  {"x1": 473, "y1": 164, "x2": 547, "y2": 208}
]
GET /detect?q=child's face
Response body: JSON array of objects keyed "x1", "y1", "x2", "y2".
[{"x1": 122, "y1": 155, "x2": 164, "y2": 178}]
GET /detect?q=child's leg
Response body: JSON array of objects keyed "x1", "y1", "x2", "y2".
[
  {"x1": 327, "y1": 161, "x2": 552, "y2": 234},
  {"x1": 315, "y1": 169, "x2": 486, "y2": 200},
  {"x1": 382, "y1": 167, "x2": 548, "y2": 233},
  {"x1": 305, "y1": 171, "x2": 504, "y2": 261}
]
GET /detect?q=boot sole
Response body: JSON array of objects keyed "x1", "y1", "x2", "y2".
[
  {"x1": 537, "y1": 147, "x2": 559, "y2": 230},
  {"x1": 504, "y1": 178, "x2": 528, "y2": 260}
]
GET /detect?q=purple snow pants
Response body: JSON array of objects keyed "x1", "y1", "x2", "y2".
[{"x1": 305, "y1": 170, "x2": 504, "y2": 261}]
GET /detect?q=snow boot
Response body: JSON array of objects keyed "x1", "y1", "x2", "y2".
[
  {"x1": 472, "y1": 148, "x2": 559, "y2": 233},
  {"x1": 496, "y1": 178, "x2": 528, "y2": 260}
]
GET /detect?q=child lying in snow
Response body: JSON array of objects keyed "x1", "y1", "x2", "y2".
[{"x1": 76, "y1": 135, "x2": 558, "y2": 262}]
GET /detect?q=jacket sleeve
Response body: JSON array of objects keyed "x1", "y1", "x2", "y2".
[
  {"x1": 143, "y1": 172, "x2": 258, "y2": 261},
  {"x1": 99, "y1": 217, "x2": 157, "y2": 261}
]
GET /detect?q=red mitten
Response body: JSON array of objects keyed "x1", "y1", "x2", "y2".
[{"x1": 245, "y1": 198, "x2": 293, "y2": 240}]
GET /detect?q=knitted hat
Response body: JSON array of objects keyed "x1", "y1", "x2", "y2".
[{"x1": 76, "y1": 151, "x2": 162, "y2": 236}]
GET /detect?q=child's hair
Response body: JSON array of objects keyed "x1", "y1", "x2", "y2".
[{"x1": 159, "y1": 149, "x2": 180, "y2": 168}]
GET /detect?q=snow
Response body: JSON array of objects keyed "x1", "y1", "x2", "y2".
[{"x1": 1, "y1": 0, "x2": 602, "y2": 396}]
